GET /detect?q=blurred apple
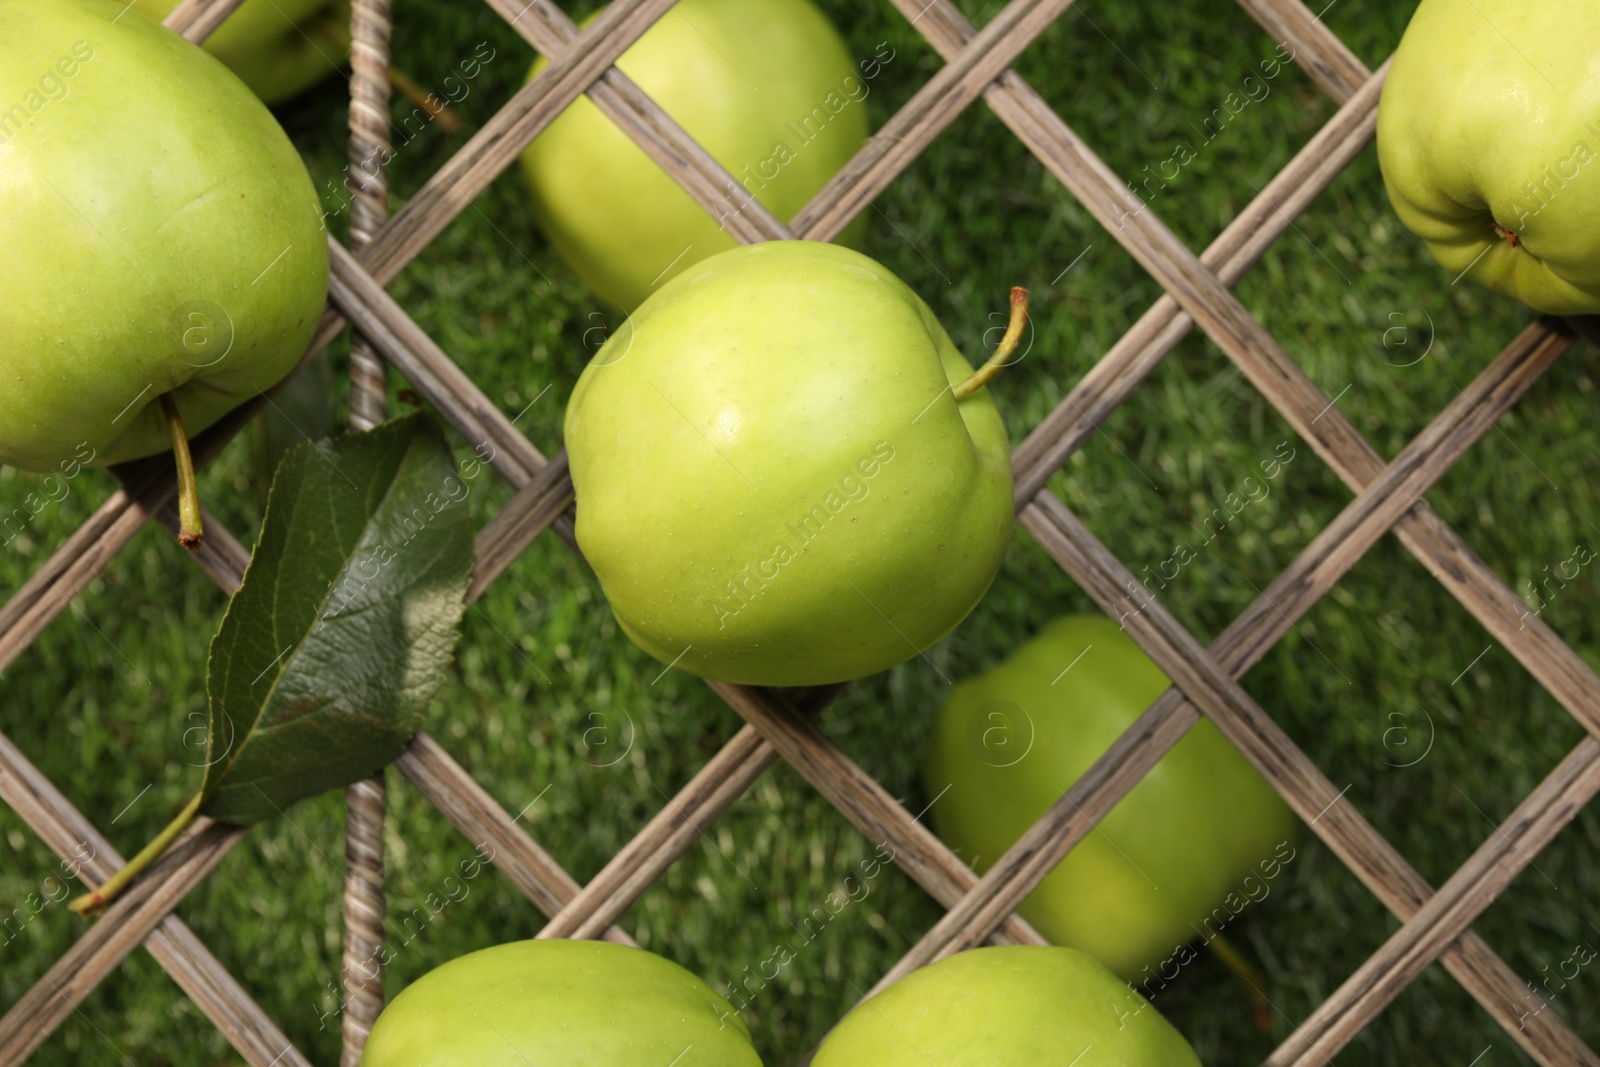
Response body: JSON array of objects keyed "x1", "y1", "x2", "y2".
[
  {"x1": 924, "y1": 615, "x2": 1296, "y2": 979},
  {"x1": 521, "y1": 0, "x2": 877, "y2": 310},
  {"x1": 131, "y1": 0, "x2": 347, "y2": 104}
]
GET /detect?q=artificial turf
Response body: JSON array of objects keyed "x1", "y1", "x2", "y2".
[{"x1": 3, "y1": 0, "x2": 1598, "y2": 1063}]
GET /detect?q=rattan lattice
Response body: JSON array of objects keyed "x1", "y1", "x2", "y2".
[{"x1": 2, "y1": 0, "x2": 1599, "y2": 1064}]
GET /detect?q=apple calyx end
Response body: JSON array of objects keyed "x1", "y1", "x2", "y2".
[{"x1": 1493, "y1": 222, "x2": 1519, "y2": 248}]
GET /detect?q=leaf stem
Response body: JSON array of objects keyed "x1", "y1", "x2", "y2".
[
  {"x1": 160, "y1": 393, "x2": 204, "y2": 551},
  {"x1": 68, "y1": 791, "x2": 203, "y2": 918},
  {"x1": 952, "y1": 286, "x2": 1029, "y2": 401},
  {"x1": 1205, "y1": 931, "x2": 1273, "y2": 1032}
]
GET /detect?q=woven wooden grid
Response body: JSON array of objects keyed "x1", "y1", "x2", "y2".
[{"x1": 2, "y1": 0, "x2": 1599, "y2": 1063}]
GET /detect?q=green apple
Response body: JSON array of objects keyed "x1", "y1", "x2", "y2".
[
  {"x1": 812, "y1": 946, "x2": 1202, "y2": 1066},
  {"x1": 924, "y1": 615, "x2": 1296, "y2": 980},
  {"x1": 564, "y1": 241, "x2": 1015, "y2": 687},
  {"x1": 360, "y1": 939, "x2": 763, "y2": 1066},
  {"x1": 1377, "y1": 0, "x2": 1600, "y2": 314},
  {"x1": 0, "y1": 0, "x2": 329, "y2": 474},
  {"x1": 129, "y1": 0, "x2": 347, "y2": 105},
  {"x1": 520, "y1": 0, "x2": 876, "y2": 311}
]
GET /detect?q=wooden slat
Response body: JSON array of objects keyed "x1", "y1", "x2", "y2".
[
  {"x1": 0, "y1": 733, "x2": 307, "y2": 1067},
  {"x1": 1271, "y1": 736, "x2": 1600, "y2": 1065},
  {"x1": 1008, "y1": 61, "x2": 1390, "y2": 497},
  {"x1": 899, "y1": 0, "x2": 1382, "y2": 491},
  {"x1": 0, "y1": 822, "x2": 247, "y2": 1066},
  {"x1": 0, "y1": 486, "x2": 152, "y2": 677},
  {"x1": 326, "y1": 240, "x2": 546, "y2": 486},
  {"x1": 468, "y1": 452, "x2": 576, "y2": 602},
  {"x1": 340, "y1": 4, "x2": 397, "y2": 1050},
  {"x1": 708, "y1": 682, "x2": 1045, "y2": 947},
  {"x1": 537, "y1": 725, "x2": 776, "y2": 940},
  {"x1": 1232, "y1": 0, "x2": 1368, "y2": 102},
  {"x1": 392, "y1": 733, "x2": 635, "y2": 947},
  {"x1": 163, "y1": 0, "x2": 249, "y2": 41},
  {"x1": 792, "y1": 0, "x2": 1081, "y2": 241}
]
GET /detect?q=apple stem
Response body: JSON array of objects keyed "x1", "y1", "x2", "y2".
[
  {"x1": 67, "y1": 791, "x2": 203, "y2": 918},
  {"x1": 388, "y1": 68, "x2": 462, "y2": 135},
  {"x1": 159, "y1": 393, "x2": 204, "y2": 551},
  {"x1": 1205, "y1": 932, "x2": 1274, "y2": 1032},
  {"x1": 952, "y1": 287, "x2": 1029, "y2": 401},
  {"x1": 317, "y1": 18, "x2": 462, "y2": 135}
]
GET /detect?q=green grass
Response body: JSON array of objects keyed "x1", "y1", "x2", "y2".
[{"x1": 4, "y1": 0, "x2": 1599, "y2": 1063}]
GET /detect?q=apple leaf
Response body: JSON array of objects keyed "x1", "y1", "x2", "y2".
[{"x1": 198, "y1": 412, "x2": 472, "y2": 824}]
